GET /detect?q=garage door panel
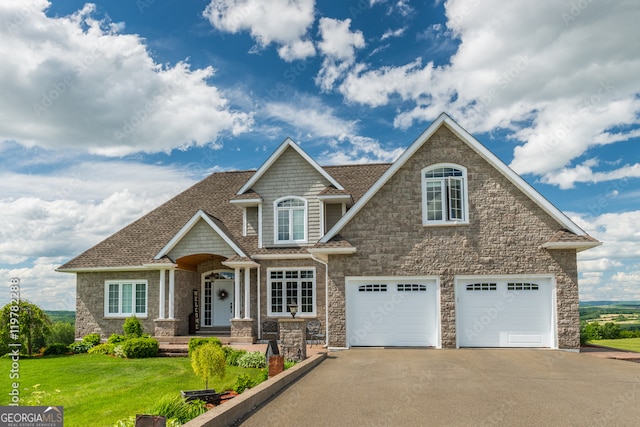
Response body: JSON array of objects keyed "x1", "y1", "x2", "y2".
[
  {"x1": 457, "y1": 278, "x2": 553, "y2": 348},
  {"x1": 347, "y1": 278, "x2": 438, "y2": 347}
]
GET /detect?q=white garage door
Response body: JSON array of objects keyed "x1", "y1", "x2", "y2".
[
  {"x1": 456, "y1": 276, "x2": 555, "y2": 348},
  {"x1": 346, "y1": 277, "x2": 439, "y2": 347}
]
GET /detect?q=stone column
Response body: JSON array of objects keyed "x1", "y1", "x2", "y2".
[
  {"x1": 230, "y1": 318, "x2": 255, "y2": 344},
  {"x1": 278, "y1": 318, "x2": 306, "y2": 362}
]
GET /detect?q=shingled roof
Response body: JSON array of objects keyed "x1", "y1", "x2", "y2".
[{"x1": 58, "y1": 163, "x2": 391, "y2": 270}]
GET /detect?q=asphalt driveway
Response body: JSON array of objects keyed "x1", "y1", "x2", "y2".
[{"x1": 235, "y1": 349, "x2": 640, "y2": 426}]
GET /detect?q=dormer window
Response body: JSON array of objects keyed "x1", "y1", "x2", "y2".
[
  {"x1": 275, "y1": 197, "x2": 307, "y2": 243},
  {"x1": 422, "y1": 164, "x2": 468, "y2": 225}
]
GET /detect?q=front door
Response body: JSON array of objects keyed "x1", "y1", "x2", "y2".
[{"x1": 202, "y1": 273, "x2": 234, "y2": 327}]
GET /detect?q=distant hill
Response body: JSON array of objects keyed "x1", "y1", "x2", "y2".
[
  {"x1": 579, "y1": 301, "x2": 640, "y2": 322},
  {"x1": 46, "y1": 310, "x2": 76, "y2": 325}
]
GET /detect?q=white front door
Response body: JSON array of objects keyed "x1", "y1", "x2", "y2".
[
  {"x1": 212, "y1": 279, "x2": 234, "y2": 326},
  {"x1": 202, "y1": 274, "x2": 234, "y2": 327}
]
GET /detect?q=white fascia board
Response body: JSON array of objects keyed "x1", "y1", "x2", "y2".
[
  {"x1": 222, "y1": 260, "x2": 260, "y2": 268},
  {"x1": 56, "y1": 265, "x2": 174, "y2": 273},
  {"x1": 321, "y1": 113, "x2": 588, "y2": 243},
  {"x1": 230, "y1": 198, "x2": 262, "y2": 207},
  {"x1": 251, "y1": 253, "x2": 313, "y2": 260},
  {"x1": 542, "y1": 241, "x2": 602, "y2": 252},
  {"x1": 237, "y1": 138, "x2": 344, "y2": 195},
  {"x1": 307, "y1": 247, "x2": 357, "y2": 255},
  {"x1": 154, "y1": 210, "x2": 247, "y2": 259}
]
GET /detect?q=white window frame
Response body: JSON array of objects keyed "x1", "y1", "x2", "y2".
[
  {"x1": 274, "y1": 196, "x2": 308, "y2": 244},
  {"x1": 421, "y1": 164, "x2": 469, "y2": 225},
  {"x1": 104, "y1": 280, "x2": 148, "y2": 318},
  {"x1": 267, "y1": 268, "x2": 316, "y2": 317}
]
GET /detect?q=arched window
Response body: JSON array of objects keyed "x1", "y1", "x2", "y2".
[
  {"x1": 274, "y1": 197, "x2": 307, "y2": 243},
  {"x1": 422, "y1": 164, "x2": 468, "y2": 225}
]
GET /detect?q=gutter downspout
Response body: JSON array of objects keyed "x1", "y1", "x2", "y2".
[
  {"x1": 257, "y1": 265, "x2": 261, "y2": 340},
  {"x1": 310, "y1": 253, "x2": 330, "y2": 348}
]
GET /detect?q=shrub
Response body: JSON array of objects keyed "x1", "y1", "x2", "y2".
[
  {"x1": 233, "y1": 374, "x2": 255, "y2": 394},
  {"x1": 82, "y1": 333, "x2": 102, "y2": 346},
  {"x1": 42, "y1": 343, "x2": 68, "y2": 356},
  {"x1": 188, "y1": 337, "x2": 222, "y2": 357},
  {"x1": 236, "y1": 351, "x2": 266, "y2": 369},
  {"x1": 88, "y1": 343, "x2": 115, "y2": 355},
  {"x1": 222, "y1": 345, "x2": 247, "y2": 366},
  {"x1": 148, "y1": 395, "x2": 207, "y2": 424},
  {"x1": 121, "y1": 338, "x2": 159, "y2": 358},
  {"x1": 123, "y1": 316, "x2": 143, "y2": 338},
  {"x1": 113, "y1": 345, "x2": 125, "y2": 358},
  {"x1": 68, "y1": 341, "x2": 93, "y2": 354},
  {"x1": 46, "y1": 322, "x2": 75, "y2": 346},
  {"x1": 191, "y1": 343, "x2": 226, "y2": 389},
  {"x1": 108, "y1": 334, "x2": 127, "y2": 344}
]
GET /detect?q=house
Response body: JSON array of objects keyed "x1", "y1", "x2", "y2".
[{"x1": 58, "y1": 113, "x2": 600, "y2": 350}]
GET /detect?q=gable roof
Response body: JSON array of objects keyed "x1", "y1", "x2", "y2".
[
  {"x1": 58, "y1": 163, "x2": 389, "y2": 271},
  {"x1": 236, "y1": 137, "x2": 344, "y2": 195},
  {"x1": 321, "y1": 113, "x2": 589, "y2": 243},
  {"x1": 154, "y1": 210, "x2": 248, "y2": 259}
]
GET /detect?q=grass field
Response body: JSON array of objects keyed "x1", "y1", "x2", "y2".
[
  {"x1": 0, "y1": 354, "x2": 264, "y2": 427},
  {"x1": 589, "y1": 338, "x2": 640, "y2": 352}
]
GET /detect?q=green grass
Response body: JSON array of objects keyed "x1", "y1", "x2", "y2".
[
  {"x1": 0, "y1": 354, "x2": 265, "y2": 427},
  {"x1": 590, "y1": 338, "x2": 640, "y2": 352}
]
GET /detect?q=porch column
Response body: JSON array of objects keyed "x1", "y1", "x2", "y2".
[
  {"x1": 234, "y1": 267, "x2": 241, "y2": 319},
  {"x1": 158, "y1": 269, "x2": 166, "y2": 319},
  {"x1": 168, "y1": 269, "x2": 175, "y2": 319},
  {"x1": 244, "y1": 267, "x2": 251, "y2": 319}
]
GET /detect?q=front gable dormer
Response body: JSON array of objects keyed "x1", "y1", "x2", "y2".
[{"x1": 231, "y1": 138, "x2": 351, "y2": 248}]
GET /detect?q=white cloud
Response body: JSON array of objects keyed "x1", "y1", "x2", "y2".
[
  {"x1": 542, "y1": 160, "x2": 640, "y2": 190},
  {"x1": 203, "y1": 0, "x2": 316, "y2": 61},
  {"x1": 381, "y1": 26, "x2": 406, "y2": 41},
  {"x1": 334, "y1": 0, "x2": 640, "y2": 188},
  {"x1": 264, "y1": 101, "x2": 356, "y2": 140},
  {"x1": 316, "y1": 17, "x2": 365, "y2": 91},
  {"x1": 0, "y1": 1, "x2": 253, "y2": 156},
  {"x1": 1, "y1": 261, "x2": 76, "y2": 310}
]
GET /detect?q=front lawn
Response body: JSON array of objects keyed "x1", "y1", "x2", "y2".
[
  {"x1": 0, "y1": 354, "x2": 265, "y2": 427},
  {"x1": 589, "y1": 338, "x2": 640, "y2": 352}
]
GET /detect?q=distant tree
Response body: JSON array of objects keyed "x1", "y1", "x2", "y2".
[
  {"x1": 601, "y1": 322, "x2": 621, "y2": 340},
  {"x1": 581, "y1": 322, "x2": 603, "y2": 342},
  {"x1": 0, "y1": 300, "x2": 52, "y2": 355},
  {"x1": 46, "y1": 322, "x2": 76, "y2": 346},
  {"x1": 191, "y1": 343, "x2": 226, "y2": 389}
]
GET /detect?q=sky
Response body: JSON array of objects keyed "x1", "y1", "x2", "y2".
[{"x1": 0, "y1": 0, "x2": 639, "y2": 310}]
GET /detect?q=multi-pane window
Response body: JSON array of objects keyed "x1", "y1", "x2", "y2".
[
  {"x1": 422, "y1": 165, "x2": 468, "y2": 224},
  {"x1": 275, "y1": 197, "x2": 307, "y2": 243},
  {"x1": 268, "y1": 269, "x2": 315, "y2": 316},
  {"x1": 105, "y1": 281, "x2": 147, "y2": 317}
]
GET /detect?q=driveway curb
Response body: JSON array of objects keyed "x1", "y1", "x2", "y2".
[{"x1": 182, "y1": 352, "x2": 328, "y2": 427}]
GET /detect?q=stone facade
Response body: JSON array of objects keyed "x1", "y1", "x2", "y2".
[
  {"x1": 279, "y1": 318, "x2": 307, "y2": 361},
  {"x1": 327, "y1": 126, "x2": 580, "y2": 349}
]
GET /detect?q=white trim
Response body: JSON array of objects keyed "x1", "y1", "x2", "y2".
[
  {"x1": 421, "y1": 163, "x2": 469, "y2": 225},
  {"x1": 154, "y1": 210, "x2": 248, "y2": 259},
  {"x1": 168, "y1": 269, "x2": 175, "y2": 319},
  {"x1": 321, "y1": 113, "x2": 588, "y2": 243},
  {"x1": 317, "y1": 194, "x2": 352, "y2": 203},
  {"x1": 104, "y1": 280, "x2": 148, "y2": 318},
  {"x1": 542, "y1": 241, "x2": 602, "y2": 252},
  {"x1": 230, "y1": 198, "x2": 262, "y2": 207},
  {"x1": 234, "y1": 267, "x2": 241, "y2": 319},
  {"x1": 319, "y1": 200, "x2": 325, "y2": 236},
  {"x1": 159, "y1": 270, "x2": 166, "y2": 319},
  {"x1": 252, "y1": 253, "x2": 313, "y2": 260},
  {"x1": 242, "y1": 207, "x2": 247, "y2": 237},
  {"x1": 307, "y1": 247, "x2": 357, "y2": 255},
  {"x1": 266, "y1": 267, "x2": 317, "y2": 318},
  {"x1": 244, "y1": 267, "x2": 251, "y2": 319},
  {"x1": 273, "y1": 196, "x2": 308, "y2": 244},
  {"x1": 453, "y1": 274, "x2": 556, "y2": 349},
  {"x1": 258, "y1": 203, "x2": 263, "y2": 249},
  {"x1": 257, "y1": 266, "x2": 261, "y2": 340},
  {"x1": 57, "y1": 265, "x2": 176, "y2": 273},
  {"x1": 237, "y1": 138, "x2": 344, "y2": 195}
]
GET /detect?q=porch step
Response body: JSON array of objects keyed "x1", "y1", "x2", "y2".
[{"x1": 158, "y1": 345, "x2": 189, "y2": 357}]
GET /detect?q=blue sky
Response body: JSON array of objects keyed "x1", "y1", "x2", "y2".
[{"x1": 1, "y1": 0, "x2": 639, "y2": 310}]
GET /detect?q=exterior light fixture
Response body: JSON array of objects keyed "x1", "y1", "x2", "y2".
[{"x1": 288, "y1": 302, "x2": 298, "y2": 318}]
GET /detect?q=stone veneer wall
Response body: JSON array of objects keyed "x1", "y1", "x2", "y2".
[
  {"x1": 258, "y1": 259, "x2": 327, "y2": 340},
  {"x1": 76, "y1": 270, "x2": 160, "y2": 338},
  {"x1": 328, "y1": 126, "x2": 580, "y2": 349}
]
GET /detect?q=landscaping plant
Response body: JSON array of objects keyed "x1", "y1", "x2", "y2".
[
  {"x1": 191, "y1": 343, "x2": 226, "y2": 389},
  {"x1": 236, "y1": 351, "x2": 266, "y2": 369},
  {"x1": 188, "y1": 337, "x2": 222, "y2": 357},
  {"x1": 123, "y1": 316, "x2": 143, "y2": 338},
  {"x1": 120, "y1": 337, "x2": 159, "y2": 358}
]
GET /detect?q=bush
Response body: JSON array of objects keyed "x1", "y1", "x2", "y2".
[
  {"x1": 88, "y1": 343, "x2": 115, "y2": 355},
  {"x1": 82, "y1": 333, "x2": 102, "y2": 346},
  {"x1": 236, "y1": 351, "x2": 266, "y2": 369},
  {"x1": 108, "y1": 334, "x2": 127, "y2": 344},
  {"x1": 222, "y1": 346, "x2": 247, "y2": 366},
  {"x1": 42, "y1": 343, "x2": 68, "y2": 356},
  {"x1": 188, "y1": 337, "x2": 222, "y2": 357},
  {"x1": 68, "y1": 341, "x2": 93, "y2": 354},
  {"x1": 601, "y1": 322, "x2": 621, "y2": 340},
  {"x1": 121, "y1": 337, "x2": 159, "y2": 358},
  {"x1": 148, "y1": 395, "x2": 207, "y2": 424},
  {"x1": 46, "y1": 322, "x2": 76, "y2": 346},
  {"x1": 123, "y1": 316, "x2": 143, "y2": 338},
  {"x1": 233, "y1": 374, "x2": 255, "y2": 394},
  {"x1": 113, "y1": 345, "x2": 125, "y2": 358}
]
